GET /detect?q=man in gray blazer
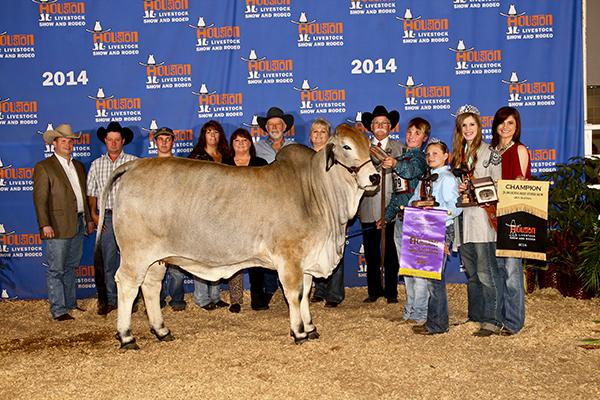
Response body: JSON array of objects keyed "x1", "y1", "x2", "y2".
[
  {"x1": 358, "y1": 105, "x2": 406, "y2": 303},
  {"x1": 33, "y1": 124, "x2": 94, "y2": 320}
]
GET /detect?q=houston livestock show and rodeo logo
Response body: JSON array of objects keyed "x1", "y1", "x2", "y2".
[
  {"x1": 88, "y1": 88, "x2": 142, "y2": 124},
  {"x1": 87, "y1": 20, "x2": 140, "y2": 56},
  {"x1": 241, "y1": 50, "x2": 294, "y2": 86},
  {"x1": 0, "y1": 156, "x2": 34, "y2": 193},
  {"x1": 193, "y1": 84, "x2": 244, "y2": 120},
  {"x1": 453, "y1": 0, "x2": 500, "y2": 10},
  {"x1": 33, "y1": 0, "x2": 86, "y2": 27},
  {"x1": 397, "y1": 8, "x2": 449, "y2": 44},
  {"x1": 0, "y1": 31, "x2": 35, "y2": 60},
  {"x1": 139, "y1": 55, "x2": 193, "y2": 90},
  {"x1": 449, "y1": 39, "x2": 502, "y2": 76},
  {"x1": 398, "y1": 75, "x2": 451, "y2": 112},
  {"x1": 349, "y1": 0, "x2": 397, "y2": 15},
  {"x1": 191, "y1": 17, "x2": 241, "y2": 53},
  {"x1": 501, "y1": 4, "x2": 554, "y2": 40},
  {"x1": 294, "y1": 80, "x2": 346, "y2": 116},
  {"x1": 502, "y1": 71, "x2": 556, "y2": 108},
  {"x1": 292, "y1": 12, "x2": 344, "y2": 48},
  {"x1": 244, "y1": 0, "x2": 292, "y2": 19},
  {"x1": 0, "y1": 96, "x2": 38, "y2": 126},
  {"x1": 142, "y1": 0, "x2": 190, "y2": 24}
]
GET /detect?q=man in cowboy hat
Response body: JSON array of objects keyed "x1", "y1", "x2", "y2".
[
  {"x1": 358, "y1": 105, "x2": 406, "y2": 304},
  {"x1": 153, "y1": 126, "x2": 189, "y2": 311},
  {"x1": 33, "y1": 124, "x2": 95, "y2": 321},
  {"x1": 252, "y1": 106, "x2": 295, "y2": 309},
  {"x1": 87, "y1": 121, "x2": 138, "y2": 315}
]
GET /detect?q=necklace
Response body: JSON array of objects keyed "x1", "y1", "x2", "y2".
[{"x1": 497, "y1": 140, "x2": 514, "y2": 155}]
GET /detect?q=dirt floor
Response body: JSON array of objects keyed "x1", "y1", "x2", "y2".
[{"x1": 1, "y1": 285, "x2": 599, "y2": 400}]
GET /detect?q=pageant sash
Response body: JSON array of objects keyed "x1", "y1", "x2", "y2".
[
  {"x1": 399, "y1": 207, "x2": 447, "y2": 280},
  {"x1": 496, "y1": 180, "x2": 549, "y2": 260}
]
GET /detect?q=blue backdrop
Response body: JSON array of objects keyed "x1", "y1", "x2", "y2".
[{"x1": 0, "y1": 0, "x2": 583, "y2": 300}]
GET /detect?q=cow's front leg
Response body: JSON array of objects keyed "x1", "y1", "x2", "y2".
[
  {"x1": 142, "y1": 262, "x2": 174, "y2": 343},
  {"x1": 301, "y1": 274, "x2": 319, "y2": 340},
  {"x1": 279, "y1": 264, "x2": 307, "y2": 344},
  {"x1": 115, "y1": 266, "x2": 142, "y2": 350}
]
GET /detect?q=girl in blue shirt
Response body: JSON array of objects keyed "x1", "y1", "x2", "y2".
[{"x1": 409, "y1": 140, "x2": 462, "y2": 335}]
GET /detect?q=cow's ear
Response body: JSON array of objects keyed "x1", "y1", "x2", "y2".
[{"x1": 325, "y1": 143, "x2": 335, "y2": 171}]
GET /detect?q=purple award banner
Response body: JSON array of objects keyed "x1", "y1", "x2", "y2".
[{"x1": 399, "y1": 207, "x2": 447, "y2": 280}]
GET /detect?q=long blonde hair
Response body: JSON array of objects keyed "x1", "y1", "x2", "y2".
[{"x1": 450, "y1": 112, "x2": 483, "y2": 170}]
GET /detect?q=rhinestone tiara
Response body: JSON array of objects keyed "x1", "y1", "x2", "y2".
[{"x1": 455, "y1": 104, "x2": 480, "y2": 117}]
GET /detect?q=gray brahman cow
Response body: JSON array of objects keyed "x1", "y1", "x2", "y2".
[{"x1": 97, "y1": 124, "x2": 379, "y2": 349}]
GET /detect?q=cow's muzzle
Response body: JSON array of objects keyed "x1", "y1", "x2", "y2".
[{"x1": 369, "y1": 173, "x2": 381, "y2": 186}]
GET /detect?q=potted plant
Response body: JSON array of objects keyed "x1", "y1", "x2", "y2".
[{"x1": 540, "y1": 156, "x2": 600, "y2": 298}]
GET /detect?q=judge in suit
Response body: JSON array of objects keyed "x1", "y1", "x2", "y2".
[
  {"x1": 33, "y1": 124, "x2": 94, "y2": 321},
  {"x1": 358, "y1": 105, "x2": 406, "y2": 303}
]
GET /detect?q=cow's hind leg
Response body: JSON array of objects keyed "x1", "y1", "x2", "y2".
[
  {"x1": 115, "y1": 265, "x2": 143, "y2": 350},
  {"x1": 279, "y1": 263, "x2": 308, "y2": 344},
  {"x1": 301, "y1": 274, "x2": 319, "y2": 340},
  {"x1": 142, "y1": 262, "x2": 174, "y2": 342}
]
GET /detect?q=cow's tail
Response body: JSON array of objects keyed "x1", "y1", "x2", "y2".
[{"x1": 94, "y1": 160, "x2": 139, "y2": 250}]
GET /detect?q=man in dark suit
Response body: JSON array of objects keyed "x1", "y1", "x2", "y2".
[
  {"x1": 358, "y1": 105, "x2": 406, "y2": 304},
  {"x1": 33, "y1": 124, "x2": 94, "y2": 321}
]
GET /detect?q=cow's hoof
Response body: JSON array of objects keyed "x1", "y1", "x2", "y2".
[
  {"x1": 151, "y1": 328, "x2": 175, "y2": 342},
  {"x1": 294, "y1": 335, "x2": 309, "y2": 345},
  {"x1": 307, "y1": 329, "x2": 320, "y2": 340},
  {"x1": 119, "y1": 340, "x2": 140, "y2": 351}
]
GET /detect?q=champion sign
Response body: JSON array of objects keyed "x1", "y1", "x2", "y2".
[
  {"x1": 193, "y1": 19, "x2": 241, "y2": 53},
  {"x1": 140, "y1": 55, "x2": 192, "y2": 90},
  {"x1": 142, "y1": 0, "x2": 190, "y2": 24},
  {"x1": 399, "y1": 76, "x2": 451, "y2": 112},
  {"x1": 0, "y1": 32, "x2": 35, "y2": 60},
  {"x1": 293, "y1": 13, "x2": 344, "y2": 48},
  {"x1": 398, "y1": 9, "x2": 449, "y2": 44},
  {"x1": 451, "y1": 40, "x2": 502, "y2": 76},
  {"x1": 195, "y1": 85, "x2": 244, "y2": 120},
  {"x1": 35, "y1": 0, "x2": 86, "y2": 28},
  {"x1": 0, "y1": 99, "x2": 38, "y2": 126},
  {"x1": 349, "y1": 0, "x2": 397, "y2": 16},
  {"x1": 244, "y1": 0, "x2": 292, "y2": 19}
]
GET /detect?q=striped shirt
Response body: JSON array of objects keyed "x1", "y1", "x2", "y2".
[{"x1": 87, "y1": 152, "x2": 138, "y2": 210}]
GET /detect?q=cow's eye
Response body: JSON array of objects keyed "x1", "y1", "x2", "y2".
[{"x1": 343, "y1": 145, "x2": 351, "y2": 150}]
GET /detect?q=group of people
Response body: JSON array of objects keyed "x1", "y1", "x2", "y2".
[
  {"x1": 362, "y1": 104, "x2": 530, "y2": 337},
  {"x1": 33, "y1": 102, "x2": 530, "y2": 339}
]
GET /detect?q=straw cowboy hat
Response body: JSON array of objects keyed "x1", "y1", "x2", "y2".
[{"x1": 42, "y1": 124, "x2": 81, "y2": 145}]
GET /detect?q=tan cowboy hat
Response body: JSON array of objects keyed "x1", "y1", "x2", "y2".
[{"x1": 42, "y1": 124, "x2": 81, "y2": 145}]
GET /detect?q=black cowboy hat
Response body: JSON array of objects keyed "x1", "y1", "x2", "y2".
[
  {"x1": 361, "y1": 105, "x2": 400, "y2": 131},
  {"x1": 96, "y1": 121, "x2": 134, "y2": 145},
  {"x1": 256, "y1": 107, "x2": 294, "y2": 133}
]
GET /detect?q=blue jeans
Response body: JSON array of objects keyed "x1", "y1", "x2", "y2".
[
  {"x1": 394, "y1": 220, "x2": 428, "y2": 321},
  {"x1": 192, "y1": 277, "x2": 221, "y2": 307},
  {"x1": 99, "y1": 212, "x2": 119, "y2": 306},
  {"x1": 160, "y1": 265, "x2": 187, "y2": 307},
  {"x1": 498, "y1": 257, "x2": 525, "y2": 333},
  {"x1": 45, "y1": 214, "x2": 84, "y2": 318},
  {"x1": 425, "y1": 225, "x2": 454, "y2": 333},
  {"x1": 313, "y1": 259, "x2": 345, "y2": 304},
  {"x1": 460, "y1": 242, "x2": 503, "y2": 331}
]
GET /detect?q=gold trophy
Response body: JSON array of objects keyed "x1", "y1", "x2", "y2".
[
  {"x1": 452, "y1": 165, "x2": 478, "y2": 208},
  {"x1": 411, "y1": 167, "x2": 439, "y2": 208}
]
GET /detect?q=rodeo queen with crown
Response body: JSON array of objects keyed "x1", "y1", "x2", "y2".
[{"x1": 449, "y1": 104, "x2": 503, "y2": 337}]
